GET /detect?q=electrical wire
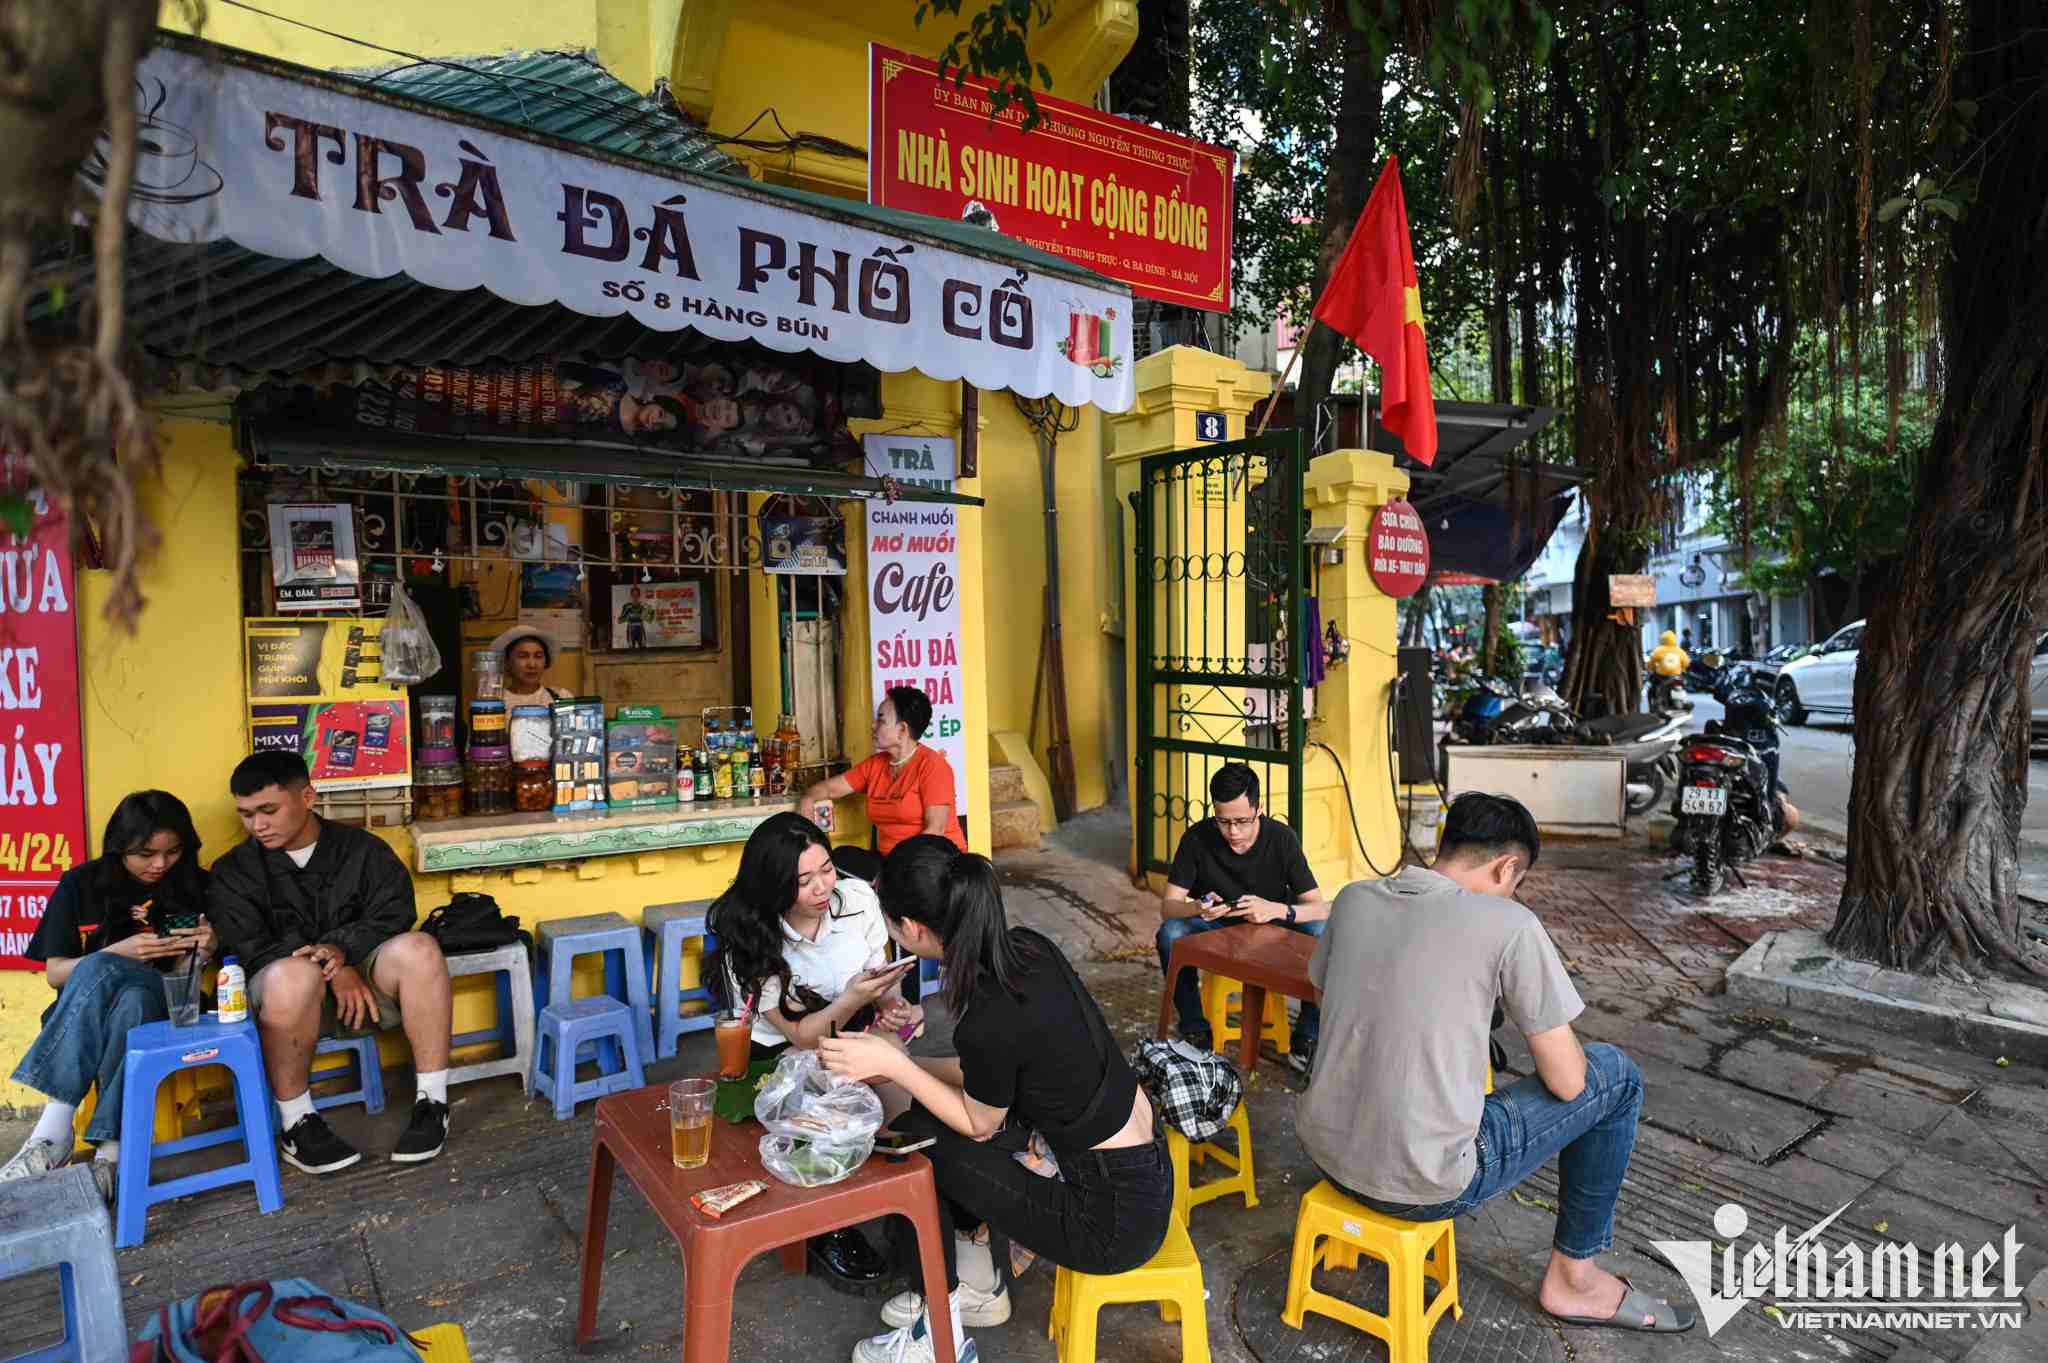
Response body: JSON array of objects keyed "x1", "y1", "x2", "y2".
[{"x1": 1309, "y1": 736, "x2": 1400, "y2": 880}]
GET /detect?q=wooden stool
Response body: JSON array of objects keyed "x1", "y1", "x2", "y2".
[
  {"x1": 1282, "y1": 1181, "x2": 1460, "y2": 1362},
  {"x1": 1165, "y1": 1100, "x2": 1256, "y2": 1226},
  {"x1": 1047, "y1": 1214, "x2": 1209, "y2": 1363},
  {"x1": 1200, "y1": 972, "x2": 1290, "y2": 1057}
]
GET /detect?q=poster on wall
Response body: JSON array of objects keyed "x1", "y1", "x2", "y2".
[
  {"x1": 866, "y1": 440, "x2": 965, "y2": 787},
  {"x1": 268, "y1": 503, "x2": 362, "y2": 612},
  {"x1": 611, "y1": 581, "x2": 702, "y2": 649},
  {"x1": 244, "y1": 618, "x2": 411, "y2": 791},
  {"x1": 518, "y1": 562, "x2": 586, "y2": 653},
  {"x1": 0, "y1": 465, "x2": 87, "y2": 969},
  {"x1": 761, "y1": 509, "x2": 849, "y2": 575}
]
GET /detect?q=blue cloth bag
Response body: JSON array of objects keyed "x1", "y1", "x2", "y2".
[{"x1": 130, "y1": 1279, "x2": 424, "y2": 1362}]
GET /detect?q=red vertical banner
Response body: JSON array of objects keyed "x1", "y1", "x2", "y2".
[{"x1": 0, "y1": 464, "x2": 87, "y2": 967}]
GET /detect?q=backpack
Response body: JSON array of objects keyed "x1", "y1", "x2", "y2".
[
  {"x1": 130, "y1": 1279, "x2": 424, "y2": 1362},
  {"x1": 1130, "y1": 1038, "x2": 1243, "y2": 1143},
  {"x1": 419, "y1": 892, "x2": 524, "y2": 955}
]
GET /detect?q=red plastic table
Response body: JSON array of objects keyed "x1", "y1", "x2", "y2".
[
  {"x1": 1155, "y1": 923, "x2": 1319, "y2": 1072},
  {"x1": 576, "y1": 1083, "x2": 956, "y2": 1363}
]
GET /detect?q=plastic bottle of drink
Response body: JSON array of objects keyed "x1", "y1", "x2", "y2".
[
  {"x1": 216, "y1": 954, "x2": 248, "y2": 1024},
  {"x1": 713, "y1": 749, "x2": 734, "y2": 800}
]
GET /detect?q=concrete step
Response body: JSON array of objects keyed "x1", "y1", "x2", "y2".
[
  {"x1": 989, "y1": 762, "x2": 1029, "y2": 807},
  {"x1": 990, "y1": 798, "x2": 1043, "y2": 851}
]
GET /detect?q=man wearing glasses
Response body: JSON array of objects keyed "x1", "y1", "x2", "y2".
[{"x1": 1157, "y1": 763, "x2": 1327, "y2": 1072}]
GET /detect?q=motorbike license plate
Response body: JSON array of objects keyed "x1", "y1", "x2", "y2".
[{"x1": 1681, "y1": 786, "x2": 1728, "y2": 816}]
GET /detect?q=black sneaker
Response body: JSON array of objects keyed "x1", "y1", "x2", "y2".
[
  {"x1": 1286, "y1": 1035, "x2": 1319, "y2": 1076},
  {"x1": 280, "y1": 1112, "x2": 362, "y2": 1174},
  {"x1": 391, "y1": 1097, "x2": 448, "y2": 1164}
]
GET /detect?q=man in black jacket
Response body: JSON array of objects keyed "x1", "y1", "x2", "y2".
[{"x1": 208, "y1": 752, "x2": 453, "y2": 1173}]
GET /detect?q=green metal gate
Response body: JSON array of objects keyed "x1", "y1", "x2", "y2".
[{"x1": 1131, "y1": 430, "x2": 1308, "y2": 874}]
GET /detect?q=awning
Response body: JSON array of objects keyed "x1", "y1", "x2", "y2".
[
  {"x1": 244, "y1": 418, "x2": 982, "y2": 506},
  {"x1": 83, "y1": 33, "x2": 1135, "y2": 411}
]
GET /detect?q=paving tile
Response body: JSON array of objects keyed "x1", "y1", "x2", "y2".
[
  {"x1": 1633, "y1": 1053, "x2": 1823, "y2": 1163},
  {"x1": 1811, "y1": 1073, "x2": 1962, "y2": 1136}
]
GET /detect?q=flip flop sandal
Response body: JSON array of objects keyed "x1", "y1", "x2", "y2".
[{"x1": 1547, "y1": 1277, "x2": 1698, "y2": 1333}]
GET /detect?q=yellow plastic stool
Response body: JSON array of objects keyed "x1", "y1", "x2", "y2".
[
  {"x1": 71, "y1": 1071, "x2": 200, "y2": 1157},
  {"x1": 1200, "y1": 973, "x2": 1289, "y2": 1056},
  {"x1": 414, "y1": 1323, "x2": 473, "y2": 1361},
  {"x1": 1165, "y1": 1101, "x2": 1257, "y2": 1227},
  {"x1": 1282, "y1": 1181, "x2": 1461, "y2": 1362},
  {"x1": 1047, "y1": 1213, "x2": 1209, "y2": 1363}
]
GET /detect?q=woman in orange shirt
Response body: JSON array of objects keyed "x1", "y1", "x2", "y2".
[{"x1": 803, "y1": 686, "x2": 967, "y2": 883}]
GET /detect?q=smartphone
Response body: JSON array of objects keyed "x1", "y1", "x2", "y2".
[
  {"x1": 861, "y1": 958, "x2": 916, "y2": 982},
  {"x1": 875, "y1": 1130, "x2": 937, "y2": 1158},
  {"x1": 161, "y1": 911, "x2": 201, "y2": 932}
]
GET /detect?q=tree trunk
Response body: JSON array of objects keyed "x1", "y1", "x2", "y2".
[
  {"x1": 1829, "y1": 0, "x2": 2048, "y2": 978},
  {"x1": 1481, "y1": 585, "x2": 1503, "y2": 673},
  {"x1": 1296, "y1": 28, "x2": 1383, "y2": 450}
]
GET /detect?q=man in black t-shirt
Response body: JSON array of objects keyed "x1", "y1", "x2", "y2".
[{"x1": 1158, "y1": 763, "x2": 1326, "y2": 1071}]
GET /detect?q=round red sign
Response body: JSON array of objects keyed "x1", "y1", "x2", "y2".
[{"x1": 1368, "y1": 499, "x2": 1430, "y2": 598}]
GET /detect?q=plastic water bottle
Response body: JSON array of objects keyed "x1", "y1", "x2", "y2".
[{"x1": 216, "y1": 954, "x2": 248, "y2": 1024}]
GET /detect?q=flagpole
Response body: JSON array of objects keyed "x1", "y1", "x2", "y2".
[{"x1": 1253, "y1": 332, "x2": 1308, "y2": 437}]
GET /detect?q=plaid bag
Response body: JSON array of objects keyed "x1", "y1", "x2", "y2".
[{"x1": 1130, "y1": 1038, "x2": 1242, "y2": 1142}]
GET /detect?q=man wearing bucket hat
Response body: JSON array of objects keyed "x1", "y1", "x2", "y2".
[{"x1": 491, "y1": 625, "x2": 567, "y2": 710}]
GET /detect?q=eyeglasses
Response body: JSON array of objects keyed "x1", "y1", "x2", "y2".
[{"x1": 1213, "y1": 816, "x2": 1259, "y2": 832}]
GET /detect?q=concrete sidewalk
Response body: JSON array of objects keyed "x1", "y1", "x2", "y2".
[{"x1": 1, "y1": 810, "x2": 2042, "y2": 1362}]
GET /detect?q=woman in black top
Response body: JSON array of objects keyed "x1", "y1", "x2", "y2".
[
  {"x1": 821, "y1": 835, "x2": 1171, "y2": 1363},
  {"x1": 3, "y1": 791, "x2": 214, "y2": 1196}
]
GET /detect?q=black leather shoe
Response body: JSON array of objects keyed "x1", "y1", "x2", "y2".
[{"x1": 809, "y1": 1227, "x2": 892, "y2": 1296}]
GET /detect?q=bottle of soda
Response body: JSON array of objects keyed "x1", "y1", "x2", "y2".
[
  {"x1": 732, "y1": 748, "x2": 751, "y2": 799},
  {"x1": 694, "y1": 748, "x2": 711, "y2": 800},
  {"x1": 713, "y1": 748, "x2": 733, "y2": 800}
]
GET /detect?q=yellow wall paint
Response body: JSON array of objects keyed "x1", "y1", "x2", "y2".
[{"x1": 165, "y1": 2, "x2": 601, "y2": 69}]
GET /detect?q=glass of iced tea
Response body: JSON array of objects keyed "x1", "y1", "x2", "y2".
[
  {"x1": 714, "y1": 1009, "x2": 751, "y2": 1079},
  {"x1": 670, "y1": 1077, "x2": 715, "y2": 1170}
]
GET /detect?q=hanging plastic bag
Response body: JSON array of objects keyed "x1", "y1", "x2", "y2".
[
  {"x1": 379, "y1": 582, "x2": 441, "y2": 685},
  {"x1": 753, "y1": 1049, "x2": 881, "y2": 1187}
]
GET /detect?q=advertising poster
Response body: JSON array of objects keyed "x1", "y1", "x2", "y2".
[
  {"x1": 761, "y1": 509, "x2": 849, "y2": 575},
  {"x1": 244, "y1": 618, "x2": 411, "y2": 791},
  {"x1": 611, "y1": 581, "x2": 702, "y2": 649},
  {"x1": 519, "y1": 561, "x2": 586, "y2": 654},
  {"x1": 866, "y1": 449, "x2": 965, "y2": 784},
  {"x1": 268, "y1": 502, "x2": 362, "y2": 612},
  {"x1": 0, "y1": 469, "x2": 87, "y2": 969},
  {"x1": 870, "y1": 44, "x2": 1235, "y2": 314}
]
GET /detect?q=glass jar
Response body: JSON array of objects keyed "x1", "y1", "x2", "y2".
[
  {"x1": 514, "y1": 758, "x2": 552, "y2": 812},
  {"x1": 464, "y1": 744, "x2": 513, "y2": 815},
  {"x1": 418, "y1": 695, "x2": 458, "y2": 750},
  {"x1": 472, "y1": 648, "x2": 503, "y2": 698},
  {"x1": 469, "y1": 697, "x2": 507, "y2": 745},
  {"x1": 412, "y1": 751, "x2": 464, "y2": 822},
  {"x1": 509, "y1": 705, "x2": 553, "y2": 762}
]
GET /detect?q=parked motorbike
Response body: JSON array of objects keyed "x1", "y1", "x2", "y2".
[
  {"x1": 1579, "y1": 708, "x2": 1687, "y2": 816},
  {"x1": 1682, "y1": 648, "x2": 1730, "y2": 695},
  {"x1": 1448, "y1": 678, "x2": 1683, "y2": 816},
  {"x1": 1669, "y1": 680, "x2": 1784, "y2": 894}
]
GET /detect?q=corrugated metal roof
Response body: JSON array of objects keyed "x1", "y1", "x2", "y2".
[{"x1": 349, "y1": 49, "x2": 741, "y2": 178}]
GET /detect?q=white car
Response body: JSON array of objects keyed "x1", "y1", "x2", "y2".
[{"x1": 1774, "y1": 619, "x2": 1864, "y2": 724}]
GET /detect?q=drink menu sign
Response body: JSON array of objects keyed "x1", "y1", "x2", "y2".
[
  {"x1": 0, "y1": 469, "x2": 87, "y2": 969},
  {"x1": 870, "y1": 44, "x2": 1235, "y2": 314},
  {"x1": 866, "y1": 439, "x2": 966, "y2": 786}
]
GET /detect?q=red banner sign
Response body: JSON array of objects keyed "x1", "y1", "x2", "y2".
[
  {"x1": 0, "y1": 466, "x2": 87, "y2": 968},
  {"x1": 1368, "y1": 499, "x2": 1430, "y2": 598},
  {"x1": 869, "y1": 44, "x2": 1235, "y2": 313}
]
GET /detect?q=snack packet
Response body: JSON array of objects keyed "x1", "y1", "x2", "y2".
[{"x1": 690, "y1": 1179, "x2": 768, "y2": 1219}]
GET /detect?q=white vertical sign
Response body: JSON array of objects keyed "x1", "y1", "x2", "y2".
[{"x1": 864, "y1": 436, "x2": 966, "y2": 785}]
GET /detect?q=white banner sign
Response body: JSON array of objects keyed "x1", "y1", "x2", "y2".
[
  {"x1": 866, "y1": 436, "x2": 964, "y2": 785},
  {"x1": 94, "y1": 45, "x2": 1135, "y2": 412}
]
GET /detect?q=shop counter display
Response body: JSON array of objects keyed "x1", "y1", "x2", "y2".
[{"x1": 408, "y1": 796, "x2": 799, "y2": 873}]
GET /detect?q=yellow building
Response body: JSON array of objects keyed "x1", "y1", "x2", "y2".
[{"x1": 1, "y1": 0, "x2": 1416, "y2": 1106}]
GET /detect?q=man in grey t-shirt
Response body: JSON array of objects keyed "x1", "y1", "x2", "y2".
[{"x1": 1299, "y1": 794, "x2": 1695, "y2": 1335}]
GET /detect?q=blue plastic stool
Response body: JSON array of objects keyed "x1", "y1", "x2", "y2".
[
  {"x1": 642, "y1": 901, "x2": 718, "y2": 1060},
  {"x1": 531, "y1": 998, "x2": 646, "y2": 1120},
  {"x1": 115, "y1": 1018, "x2": 284, "y2": 1249},
  {"x1": 309, "y1": 1034, "x2": 386, "y2": 1115},
  {"x1": 0, "y1": 1164, "x2": 125, "y2": 1362},
  {"x1": 535, "y1": 913, "x2": 656, "y2": 1069},
  {"x1": 447, "y1": 942, "x2": 536, "y2": 1095}
]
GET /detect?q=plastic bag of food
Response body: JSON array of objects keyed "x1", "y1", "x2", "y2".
[
  {"x1": 379, "y1": 582, "x2": 442, "y2": 685},
  {"x1": 753, "y1": 1049, "x2": 880, "y2": 1187}
]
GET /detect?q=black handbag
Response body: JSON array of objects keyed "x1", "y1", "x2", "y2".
[{"x1": 419, "y1": 893, "x2": 525, "y2": 955}]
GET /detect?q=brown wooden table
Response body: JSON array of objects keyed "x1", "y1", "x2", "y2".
[
  {"x1": 1155, "y1": 923, "x2": 1319, "y2": 1071},
  {"x1": 576, "y1": 1083, "x2": 956, "y2": 1363}
]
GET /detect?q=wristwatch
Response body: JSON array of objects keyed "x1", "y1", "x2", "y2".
[{"x1": 1284, "y1": 904, "x2": 1298, "y2": 925}]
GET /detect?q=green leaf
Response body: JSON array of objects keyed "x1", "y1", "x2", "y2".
[
  {"x1": 1927, "y1": 196, "x2": 1963, "y2": 220},
  {"x1": 1914, "y1": 176, "x2": 1938, "y2": 199},
  {"x1": 1875, "y1": 195, "x2": 1910, "y2": 223}
]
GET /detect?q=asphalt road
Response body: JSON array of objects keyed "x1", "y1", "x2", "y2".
[{"x1": 1682, "y1": 692, "x2": 2048, "y2": 896}]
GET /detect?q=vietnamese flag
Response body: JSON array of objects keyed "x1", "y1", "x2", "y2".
[{"x1": 1311, "y1": 156, "x2": 1438, "y2": 465}]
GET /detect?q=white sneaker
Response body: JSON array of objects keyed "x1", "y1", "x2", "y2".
[
  {"x1": 0, "y1": 1138, "x2": 65, "y2": 1183},
  {"x1": 852, "y1": 1303, "x2": 978, "y2": 1363},
  {"x1": 879, "y1": 1277, "x2": 1010, "y2": 1329}
]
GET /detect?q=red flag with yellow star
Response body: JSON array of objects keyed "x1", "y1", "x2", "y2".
[{"x1": 1310, "y1": 156, "x2": 1438, "y2": 465}]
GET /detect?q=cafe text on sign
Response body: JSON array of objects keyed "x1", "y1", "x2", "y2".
[{"x1": 1367, "y1": 499, "x2": 1430, "y2": 598}]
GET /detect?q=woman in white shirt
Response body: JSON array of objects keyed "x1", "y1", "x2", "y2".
[{"x1": 707, "y1": 811, "x2": 917, "y2": 1293}]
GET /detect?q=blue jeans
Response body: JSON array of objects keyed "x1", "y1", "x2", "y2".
[
  {"x1": 1155, "y1": 913, "x2": 1324, "y2": 1044},
  {"x1": 1329, "y1": 1042, "x2": 1643, "y2": 1259},
  {"x1": 10, "y1": 952, "x2": 170, "y2": 1142}
]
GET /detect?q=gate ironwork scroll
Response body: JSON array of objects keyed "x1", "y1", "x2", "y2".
[{"x1": 1132, "y1": 431, "x2": 1308, "y2": 874}]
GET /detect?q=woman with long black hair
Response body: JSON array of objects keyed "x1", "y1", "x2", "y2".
[
  {"x1": 3, "y1": 791, "x2": 214, "y2": 1197},
  {"x1": 820, "y1": 835, "x2": 1173, "y2": 1363},
  {"x1": 707, "y1": 811, "x2": 920, "y2": 1293}
]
